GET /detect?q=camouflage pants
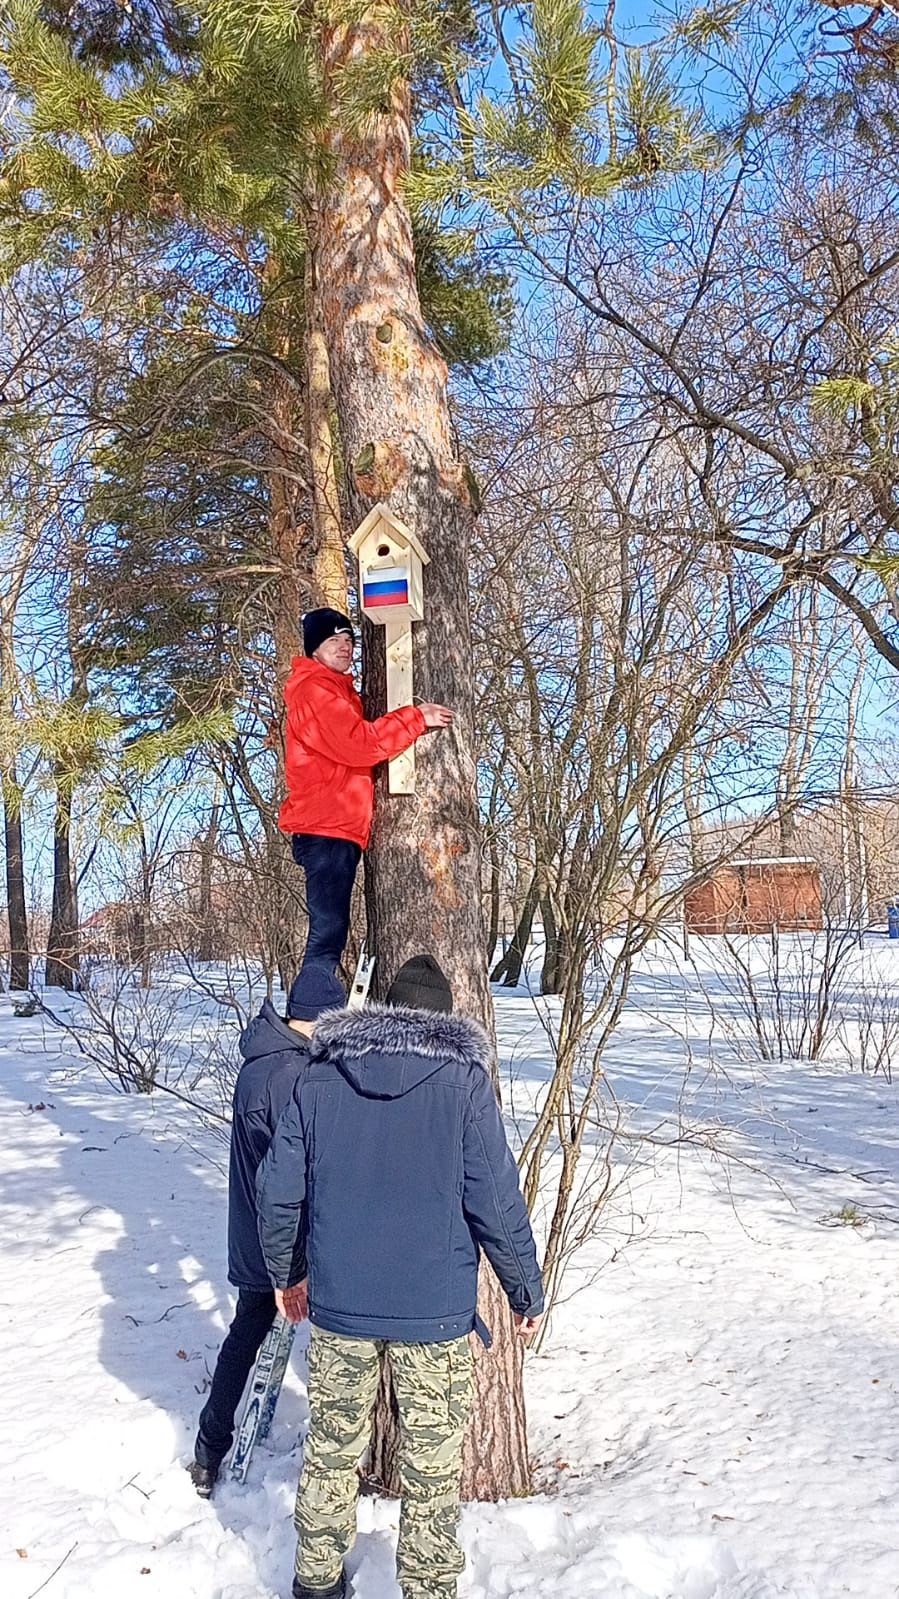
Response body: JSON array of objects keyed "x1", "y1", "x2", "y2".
[{"x1": 295, "y1": 1326, "x2": 474, "y2": 1599}]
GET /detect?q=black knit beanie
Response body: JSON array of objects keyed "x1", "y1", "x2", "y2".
[
  {"x1": 303, "y1": 607, "x2": 355, "y2": 658},
  {"x1": 385, "y1": 955, "x2": 453, "y2": 1014}
]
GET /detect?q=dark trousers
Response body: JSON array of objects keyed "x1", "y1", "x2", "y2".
[
  {"x1": 289, "y1": 834, "x2": 362, "y2": 1015},
  {"x1": 195, "y1": 1288, "x2": 276, "y2": 1468}
]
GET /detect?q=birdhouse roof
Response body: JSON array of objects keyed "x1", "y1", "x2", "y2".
[{"x1": 349, "y1": 502, "x2": 430, "y2": 564}]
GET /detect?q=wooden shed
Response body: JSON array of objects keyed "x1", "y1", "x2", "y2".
[{"x1": 684, "y1": 857, "x2": 823, "y2": 935}]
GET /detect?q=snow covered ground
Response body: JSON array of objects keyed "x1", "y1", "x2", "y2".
[{"x1": 2, "y1": 937, "x2": 899, "y2": 1599}]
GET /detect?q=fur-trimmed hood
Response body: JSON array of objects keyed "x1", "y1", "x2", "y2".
[{"x1": 311, "y1": 1003, "x2": 493, "y2": 1099}]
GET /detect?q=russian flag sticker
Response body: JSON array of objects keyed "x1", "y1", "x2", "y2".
[{"x1": 363, "y1": 566, "x2": 409, "y2": 608}]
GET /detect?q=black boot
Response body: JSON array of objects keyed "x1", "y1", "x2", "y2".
[
  {"x1": 187, "y1": 1458, "x2": 220, "y2": 1499},
  {"x1": 292, "y1": 1572, "x2": 348, "y2": 1599}
]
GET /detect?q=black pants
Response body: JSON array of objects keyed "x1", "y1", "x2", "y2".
[
  {"x1": 195, "y1": 1288, "x2": 276, "y2": 1468},
  {"x1": 288, "y1": 834, "x2": 362, "y2": 1017}
]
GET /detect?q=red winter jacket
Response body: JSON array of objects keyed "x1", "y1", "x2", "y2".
[{"x1": 279, "y1": 657, "x2": 426, "y2": 849}]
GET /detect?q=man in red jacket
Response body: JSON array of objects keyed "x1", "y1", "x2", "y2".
[{"x1": 281, "y1": 607, "x2": 452, "y2": 1020}]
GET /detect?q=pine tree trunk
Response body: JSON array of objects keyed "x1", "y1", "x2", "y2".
[
  {"x1": 261, "y1": 259, "x2": 313, "y2": 700},
  {"x1": 197, "y1": 801, "x2": 221, "y2": 962},
  {"x1": 268, "y1": 358, "x2": 308, "y2": 693},
  {"x1": 133, "y1": 823, "x2": 153, "y2": 990},
  {"x1": 316, "y1": 9, "x2": 530, "y2": 1500},
  {"x1": 306, "y1": 219, "x2": 347, "y2": 609},
  {"x1": 778, "y1": 804, "x2": 797, "y2": 854},
  {"x1": 46, "y1": 547, "x2": 88, "y2": 992},
  {"x1": 366, "y1": 1356, "x2": 400, "y2": 1493},
  {"x1": 1, "y1": 526, "x2": 39, "y2": 993},
  {"x1": 3, "y1": 763, "x2": 29, "y2": 990},
  {"x1": 541, "y1": 893, "x2": 562, "y2": 995},
  {"x1": 44, "y1": 772, "x2": 78, "y2": 989},
  {"x1": 486, "y1": 830, "x2": 501, "y2": 969},
  {"x1": 491, "y1": 872, "x2": 539, "y2": 988},
  {"x1": 682, "y1": 746, "x2": 705, "y2": 874}
]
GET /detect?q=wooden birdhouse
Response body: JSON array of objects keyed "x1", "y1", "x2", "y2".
[
  {"x1": 348, "y1": 503, "x2": 429, "y2": 626},
  {"x1": 349, "y1": 502, "x2": 430, "y2": 796}
]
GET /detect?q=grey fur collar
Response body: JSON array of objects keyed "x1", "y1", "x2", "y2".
[{"x1": 312, "y1": 1003, "x2": 493, "y2": 1072}]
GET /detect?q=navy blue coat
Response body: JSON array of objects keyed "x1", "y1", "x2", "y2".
[
  {"x1": 255, "y1": 1004, "x2": 544, "y2": 1343},
  {"x1": 228, "y1": 1001, "x2": 311, "y2": 1291}
]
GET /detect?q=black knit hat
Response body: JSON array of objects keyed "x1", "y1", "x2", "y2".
[
  {"x1": 303, "y1": 607, "x2": 355, "y2": 658},
  {"x1": 386, "y1": 955, "x2": 453, "y2": 1014}
]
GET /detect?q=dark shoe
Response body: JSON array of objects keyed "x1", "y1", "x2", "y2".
[
  {"x1": 292, "y1": 1572, "x2": 348, "y2": 1599},
  {"x1": 187, "y1": 1458, "x2": 219, "y2": 1499}
]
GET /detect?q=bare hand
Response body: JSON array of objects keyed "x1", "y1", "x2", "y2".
[
  {"x1": 514, "y1": 1311, "x2": 544, "y2": 1343},
  {"x1": 275, "y1": 1281, "x2": 308, "y2": 1324},
  {"x1": 419, "y1": 702, "x2": 453, "y2": 729}
]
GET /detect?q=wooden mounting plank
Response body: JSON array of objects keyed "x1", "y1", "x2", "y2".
[{"x1": 385, "y1": 618, "x2": 415, "y2": 794}]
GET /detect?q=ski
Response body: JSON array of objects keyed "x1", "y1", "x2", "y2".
[
  {"x1": 348, "y1": 944, "x2": 375, "y2": 1011},
  {"x1": 230, "y1": 1313, "x2": 296, "y2": 1483}
]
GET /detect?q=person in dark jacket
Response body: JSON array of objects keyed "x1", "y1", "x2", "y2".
[
  {"x1": 256, "y1": 955, "x2": 544, "y2": 1599},
  {"x1": 188, "y1": 966, "x2": 344, "y2": 1497},
  {"x1": 280, "y1": 608, "x2": 452, "y2": 1022}
]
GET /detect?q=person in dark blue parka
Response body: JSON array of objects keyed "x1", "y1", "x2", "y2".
[
  {"x1": 257, "y1": 963, "x2": 544, "y2": 1343},
  {"x1": 255, "y1": 955, "x2": 543, "y2": 1599},
  {"x1": 188, "y1": 965, "x2": 344, "y2": 1497}
]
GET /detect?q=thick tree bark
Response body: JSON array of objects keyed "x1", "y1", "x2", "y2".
[
  {"x1": 3, "y1": 764, "x2": 29, "y2": 990},
  {"x1": 316, "y1": 10, "x2": 531, "y2": 1499},
  {"x1": 366, "y1": 1356, "x2": 400, "y2": 1493},
  {"x1": 366, "y1": 1269, "x2": 527, "y2": 1501}
]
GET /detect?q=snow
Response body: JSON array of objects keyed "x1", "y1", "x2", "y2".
[{"x1": 2, "y1": 939, "x2": 899, "y2": 1598}]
